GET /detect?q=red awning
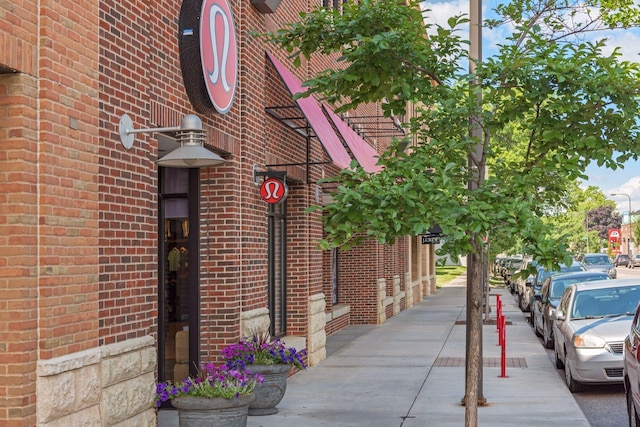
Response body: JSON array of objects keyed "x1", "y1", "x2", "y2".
[
  {"x1": 323, "y1": 105, "x2": 382, "y2": 173},
  {"x1": 266, "y1": 52, "x2": 352, "y2": 170}
]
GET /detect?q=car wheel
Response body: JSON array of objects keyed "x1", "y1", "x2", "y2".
[
  {"x1": 533, "y1": 311, "x2": 542, "y2": 337},
  {"x1": 529, "y1": 310, "x2": 536, "y2": 332},
  {"x1": 564, "y1": 357, "x2": 582, "y2": 393},
  {"x1": 628, "y1": 385, "x2": 640, "y2": 427},
  {"x1": 555, "y1": 347, "x2": 564, "y2": 369},
  {"x1": 543, "y1": 322, "x2": 553, "y2": 349}
]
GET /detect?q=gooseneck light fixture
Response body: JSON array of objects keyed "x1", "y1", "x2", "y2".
[{"x1": 118, "y1": 113, "x2": 225, "y2": 168}]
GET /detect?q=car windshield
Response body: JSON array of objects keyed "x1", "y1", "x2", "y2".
[
  {"x1": 583, "y1": 256, "x2": 610, "y2": 265},
  {"x1": 571, "y1": 285, "x2": 640, "y2": 319},
  {"x1": 538, "y1": 264, "x2": 584, "y2": 283},
  {"x1": 549, "y1": 275, "x2": 608, "y2": 299}
]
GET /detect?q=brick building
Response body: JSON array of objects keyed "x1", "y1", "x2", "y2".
[{"x1": 0, "y1": 0, "x2": 436, "y2": 425}]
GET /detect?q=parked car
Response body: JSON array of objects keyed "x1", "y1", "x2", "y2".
[
  {"x1": 504, "y1": 257, "x2": 523, "y2": 293},
  {"x1": 615, "y1": 254, "x2": 630, "y2": 267},
  {"x1": 494, "y1": 256, "x2": 508, "y2": 277},
  {"x1": 630, "y1": 254, "x2": 640, "y2": 269},
  {"x1": 514, "y1": 257, "x2": 536, "y2": 311},
  {"x1": 623, "y1": 294, "x2": 640, "y2": 426},
  {"x1": 532, "y1": 270, "x2": 610, "y2": 349},
  {"x1": 524, "y1": 260, "x2": 587, "y2": 318},
  {"x1": 578, "y1": 253, "x2": 617, "y2": 279},
  {"x1": 553, "y1": 279, "x2": 640, "y2": 392}
]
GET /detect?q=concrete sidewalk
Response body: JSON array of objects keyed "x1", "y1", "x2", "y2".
[{"x1": 158, "y1": 276, "x2": 588, "y2": 426}]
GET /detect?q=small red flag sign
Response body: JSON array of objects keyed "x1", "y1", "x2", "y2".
[{"x1": 260, "y1": 177, "x2": 288, "y2": 204}]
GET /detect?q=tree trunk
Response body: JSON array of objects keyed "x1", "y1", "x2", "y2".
[{"x1": 464, "y1": 249, "x2": 483, "y2": 426}]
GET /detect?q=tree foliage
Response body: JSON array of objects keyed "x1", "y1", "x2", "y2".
[
  {"x1": 266, "y1": 2, "x2": 640, "y2": 422},
  {"x1": 266, "y1": 0, "x2": 640, "y2": 271},
  {"x1": 587, "y1": 205, "x2": 622, "y2": 241}
]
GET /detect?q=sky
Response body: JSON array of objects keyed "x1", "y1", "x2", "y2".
[{"x1": 423, "y1": 0, "x2": 640, "y2": 213}]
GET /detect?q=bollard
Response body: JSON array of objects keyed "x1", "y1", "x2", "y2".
[
  {"x1": 497, "y1": 310, "x2": 503, "y2": 347},
  {"x1": 500, "y1": 315, "x2": 508, "y2": 378},
  {"x1": 496, "y1": 295, "x2": 503, "y2": 346},
  {"x1": 495, "y1": 294, "x2": 502, "y2": 333}
]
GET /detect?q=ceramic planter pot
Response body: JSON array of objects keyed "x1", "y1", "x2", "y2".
[
  {"x1": 171, "y1": 394, "x2": 254, "y2": 427},
  {"x1": 247, "y1": 364, "x2": 291, "y2": 415}
]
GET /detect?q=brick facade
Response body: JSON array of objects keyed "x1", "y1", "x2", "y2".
[{"x1": 0, "y1": 0, "x2": 436, "y2": 425}]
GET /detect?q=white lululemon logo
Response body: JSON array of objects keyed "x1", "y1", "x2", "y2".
[
  {"x1": 260, "y1": 178, "x2": 288, "y2": 204},
  {"x1": 206, "y1": 5, "x2": 231, "y2": 92},
  {"x1": 200, "y1": 0, "x2": 237, "y2": 114}
]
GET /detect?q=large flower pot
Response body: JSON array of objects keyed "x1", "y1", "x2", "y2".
[
  {"x1": 247, "y1": 364, "x2": 292, "y2": 415},
  {"x1": 171, "y1": 394, "x2": 254, "y2": 427}
]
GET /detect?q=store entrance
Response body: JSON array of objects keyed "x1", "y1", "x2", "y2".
[
  {"x1": 268, "y1": 201, "x2": 287, "y2": 338},
  {"x1": 158, "y1": 168, "x2": 200, "y2": 387}
]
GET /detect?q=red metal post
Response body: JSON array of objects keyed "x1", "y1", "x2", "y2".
[
  {"x1": 495, "y1": 295, "x2": 501, "y2": 332},
  {"x1": 496, "y1": 295, "x2": 503, "y2": 346},
  {"x1": 500, "y1": 315, "x2": 507, "y2": 377}
]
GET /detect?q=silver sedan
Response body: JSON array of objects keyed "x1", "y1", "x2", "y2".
[{"x1": 553, "y1": 279, "x2": 640, "y2": 392}]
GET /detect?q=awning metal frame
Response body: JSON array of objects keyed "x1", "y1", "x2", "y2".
[
  {"x1": 265, "y1": 104, "x2": 333, "y2": 184},
  {"x1": 339, "y1": 113, "x2": 406, "y2": 139}
]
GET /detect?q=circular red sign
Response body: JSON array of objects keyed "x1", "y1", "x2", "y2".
[
  {"x1": 260, "y1": 178, "x2": 288, "y2": 204},
  {"x1": 199, "y1": 0, "x2": 238, "y2": 114}
]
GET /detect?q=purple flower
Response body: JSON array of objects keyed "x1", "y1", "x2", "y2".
[
  {"x1": 154, "y1": 363, "x2": 260, "y2": 405},
  {"x1": 221, "y1": 334, "x2": 307, "y2": 371}
]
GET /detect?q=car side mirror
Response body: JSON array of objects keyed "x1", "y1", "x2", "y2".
[{"x1": 553, "y1": 310, "x2": 565, "y2": 321}]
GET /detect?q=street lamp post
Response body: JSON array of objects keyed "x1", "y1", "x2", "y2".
[{"x1": 611, "y1": 193, "x2": 632, "y2": 255}]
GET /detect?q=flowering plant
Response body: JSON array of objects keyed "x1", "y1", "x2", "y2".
[
  {"x1": 155, "y1": 363, "x2": 263, "y2": 407},
  {"x1": 222, "y1": 333, "x2": 307, "y2": 371}
]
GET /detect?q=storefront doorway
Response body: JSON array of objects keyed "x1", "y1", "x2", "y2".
[
  {"x1": 268, "y1": 201, "x2": 287, "y2": 338},
  {"x1": 158, "y1": 168, "x2": 200, "y2": 386}
]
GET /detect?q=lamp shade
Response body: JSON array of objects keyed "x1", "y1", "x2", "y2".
[
  {"x1": 156, "y1": 144, "x2": 226, "y2": 168},
  {"x1": 155, "y1": 114, "x2": 226, "y2": 168}
]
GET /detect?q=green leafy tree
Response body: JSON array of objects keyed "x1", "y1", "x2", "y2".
[
  {"x1": 266, "y1": 0, "x2": 640, "y2": 423},
  {"x1": 587, "y1": 205, "x2": 622, "y2": 249},
  {"x1": 545, "y1": 185, "x2": 621, "y2": 254}
]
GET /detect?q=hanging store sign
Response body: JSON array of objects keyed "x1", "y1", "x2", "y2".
[
  {"x1": 179, "y1": 0, "x2": 238, "y2": 114},
  {"x1": 421, "y1": 235, "x2": 441, "y2": 245},
  {"x1": 260, "y1": 177, "x2": 288, "y2": 204},
  {"x1": 421, "y1": 224, "x2": 444, "y2": 245}
]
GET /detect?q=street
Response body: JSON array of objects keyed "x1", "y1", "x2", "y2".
[{"x1": 522, "y1": 265, "x2": 640, "y2": 427}]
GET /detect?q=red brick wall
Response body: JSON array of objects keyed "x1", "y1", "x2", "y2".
[
  {"x1": 338, "y1": 239, "x2": 384, "y2": 324},
  {"x1": 0, "y1": 73, "x2": 39, "y2": 427},
  {"x1": 0, "y1": 0, "x2": 37, "y2": 75},
  {"x1": 0, "y1": 3, "x2": 39, "y2": 424},
  {"x1": 37, "y1": 0, "x2": 100, "y2": 360},
  {"x1": 326, "y1": 312, "x2": 350, "y2": 335},
  {"x1": 0, "y1": 0, "x2": 101, "y2": 424},
  {"x1": 199, "y1": 164, "x2": 246, "y2": 361},
  {"x1": 98, "y1": 0, "x2": 157, "y2": 345}
]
